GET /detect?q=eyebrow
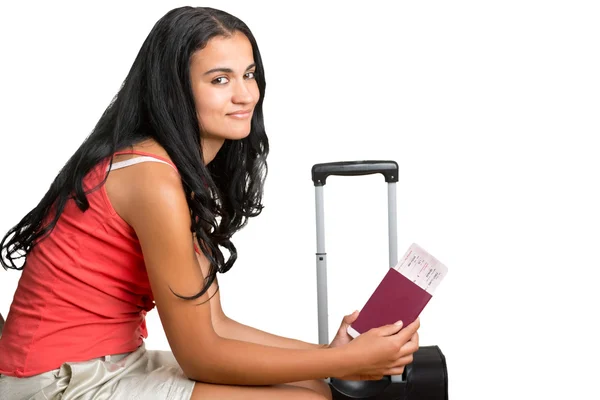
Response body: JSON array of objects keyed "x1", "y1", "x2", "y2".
[{"x1": 203, "y1": 63, "x2": 256, "y2": 76}]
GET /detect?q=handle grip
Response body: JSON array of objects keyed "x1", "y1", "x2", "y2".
[{"x1": 311, "y1": 160, "x2": 398, "y2": 186}]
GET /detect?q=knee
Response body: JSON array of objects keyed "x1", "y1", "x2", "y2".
[
  {"x1": 305, "y1": 390, "x2": 331, "y2": 400},
  {"x1": 287, "y1": 379, "x2": 332, "y2": 400},
  {"x1": 308, "y1": 379, "x2": 332, "y2": 400}
]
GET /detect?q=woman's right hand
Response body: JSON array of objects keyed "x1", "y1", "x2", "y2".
[{"x1": 334, "y1": 318, "x2": 420, "y2": 381}]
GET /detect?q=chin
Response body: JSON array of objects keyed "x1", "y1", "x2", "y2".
[{"x1": 227, "y1": 128, "x2": 252, "y2": 140}]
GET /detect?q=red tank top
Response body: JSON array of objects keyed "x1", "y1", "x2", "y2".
[{"x1": 0, "y1": 151, "x2": 179, "y2": 377}]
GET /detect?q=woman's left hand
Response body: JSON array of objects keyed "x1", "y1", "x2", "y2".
[{"x1": 328, "y1": 310, "x2": 360, "y2": 349}]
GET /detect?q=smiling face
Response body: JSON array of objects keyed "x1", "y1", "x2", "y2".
[{"x1": 189, "y1": 31, "x2": 259, "y2": 163}]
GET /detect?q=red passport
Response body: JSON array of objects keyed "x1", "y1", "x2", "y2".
[{"x1": 347, "y1": 268, "x2": 433, "y2": 338}]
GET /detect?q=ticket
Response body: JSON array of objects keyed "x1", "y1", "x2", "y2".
[{"x1": 393, "y1": 243, "x2": 447, "y2": 295}]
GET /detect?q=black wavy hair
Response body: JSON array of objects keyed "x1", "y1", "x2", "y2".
[{"x1": 0, "y1": 6, "x2": 269, "y2": 300}]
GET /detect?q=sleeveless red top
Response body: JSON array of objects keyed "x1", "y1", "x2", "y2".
[{"x1": 0, "y1": 151, "x2": 178, "y2": 377}]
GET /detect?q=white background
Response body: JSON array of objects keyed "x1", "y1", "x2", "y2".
[{"x1": 1, "y1": 1, "x2": 599, "y2": 398}]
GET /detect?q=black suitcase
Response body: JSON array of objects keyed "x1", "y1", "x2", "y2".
[{"x1": 311, "y1": 161, "x2": 449, "y2": 400}]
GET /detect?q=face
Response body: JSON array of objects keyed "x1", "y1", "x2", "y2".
[{"x1": 189, "y1": 32, "x2": 259, "y2": 162}]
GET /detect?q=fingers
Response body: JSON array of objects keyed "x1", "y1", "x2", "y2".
[
  {"x1": 372, "y1": 320, "x2": 404, "y2": 337},
  {"x1": 411, "y1": 331, "x2": 419, "y2": 347},
  {"x1": 363, "y1": 375, "x2": 384, "y2": 381},
  {"x1": 406, "y1": 317, "x2": 420, "y2": 332},
  {"x1": 392, "y1": 354, "x2": 414, "y2": 368},
  {"x1": 393, "y1": 318, "x2": 420, "y2": 342},
  {"x1": 385, "y1": 366, "x2": 406, "y2": 376},
  {"x1": 340, "y1": 373, "x2": 383, "y2": 382},
  {"x1": 399, "y1": 338, "x2": 419, "y2": 356},
  {"x1": 343, "y1": 310, "x2": 359, "y2": 324},
  {"x1": 370, "y1": 317, "x2": 420, "y2": 341}
]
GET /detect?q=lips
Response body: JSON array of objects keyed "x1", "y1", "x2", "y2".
[
  {"x1": 227, "y1": 109, "x2": 253, "y2": 120},
  {"x1": 227, "y1": 109, "x2": 252, "y2": 116}
]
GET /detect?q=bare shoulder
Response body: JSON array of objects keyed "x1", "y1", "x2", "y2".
[
  {"x1": 106, "y1": 139, "x2": 180, "y2": 224},
  {"x1": 113, "y1": 138, "x2": 172, "y2": 162}
]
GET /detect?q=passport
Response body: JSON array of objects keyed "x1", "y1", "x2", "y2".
[{"x1": 347, "y1": 243, "x2": 448, "y2": 338}]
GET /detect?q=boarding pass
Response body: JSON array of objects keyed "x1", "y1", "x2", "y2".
[{"x1": 393, "y1": 243, "x2": 448, "y2": 295}]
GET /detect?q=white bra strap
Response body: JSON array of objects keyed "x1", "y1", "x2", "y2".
[{"x1": 106, "y1": 156, "x2": 175, "y2": 172}]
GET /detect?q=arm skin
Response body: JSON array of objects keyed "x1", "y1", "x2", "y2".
[{"x1": 214, "y1": 315, "x2": 327, "y2": 350}]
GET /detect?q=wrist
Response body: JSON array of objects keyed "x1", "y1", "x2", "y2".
[{"x1": 325, "y1": 342, "x2": 353, "y2": 378}]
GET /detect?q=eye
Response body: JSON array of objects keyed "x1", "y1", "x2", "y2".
[
  {"x1": 212, "y1": 76, "x2": 229, "y2": 85},
  {"x1": 245, "y1": 71, "x2": 256, "y2": 80}
]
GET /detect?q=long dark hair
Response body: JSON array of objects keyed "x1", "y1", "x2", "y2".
[{"x1": 0, "y1": 6, "x2": 269, "y2": 300}]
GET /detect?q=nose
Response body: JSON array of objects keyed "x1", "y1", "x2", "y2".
[{"x1": 231, "y1": 79, "x2": 254, "y2": 104}]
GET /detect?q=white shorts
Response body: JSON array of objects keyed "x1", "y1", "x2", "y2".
[{"x1": 0, "y1": 343, "x2": 195, "y2": 400}]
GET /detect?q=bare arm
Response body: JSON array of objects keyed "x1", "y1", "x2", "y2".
[
  {"x1": 117, "y1": 163, "x2": 349, "y2": 385},
  {"x1": 214, "y1": 316, "x2": 327, "y2": 350}
]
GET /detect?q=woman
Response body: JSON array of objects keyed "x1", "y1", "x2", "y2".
[{"x1": 0, "y1": 6, "x2": 420, "y2": 399}]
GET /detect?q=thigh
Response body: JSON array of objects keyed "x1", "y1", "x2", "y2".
[
  {"x1": 287, "y1": 379, "x2": 332, "y2": 399},
  {"x1": 190, "y1": 381, "x2": 330, "y2": 400},
  {"x1": 0, "y1": 371, "x2": 61, "y2": 400}
]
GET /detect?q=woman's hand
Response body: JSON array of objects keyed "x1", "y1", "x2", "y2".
[
  {"x1": 331, "y1": 317, "x2": 420, "y2": 381},
  {"x1": 329, "y1": 310, "x2": 360, "y2": 350},
  {"x1": 329, "y1": 311, "x2": 384, "y2": 381}
]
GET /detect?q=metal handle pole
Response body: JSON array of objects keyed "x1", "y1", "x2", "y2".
[
  {"x1": 315, "y1": 186, "x2": 329, "y2": 345},
  {"x1": 388, "y1": 182, "x2": 398, "y2": 267}
]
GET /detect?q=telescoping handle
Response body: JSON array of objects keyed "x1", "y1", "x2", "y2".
[
  {"x1": 313, "y1": 160, "x2": 399, "y2": 346},
  {"x1": 311, "y1": 160, "x2": 398, "y2": 186}
]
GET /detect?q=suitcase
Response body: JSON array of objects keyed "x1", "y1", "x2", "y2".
[{"x1": 312, "y1": 161, "x2": 449, "y2": 400}]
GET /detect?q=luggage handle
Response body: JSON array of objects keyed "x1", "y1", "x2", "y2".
[
  {"x1": 313, "y1": 161, "x2": 399, "y2": 346},
  {"x1": 312, "y1": 160, "x2": 398, "y2": 186}
]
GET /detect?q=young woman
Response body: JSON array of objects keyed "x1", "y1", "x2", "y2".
[{"x1": 0, "y1": 6, "x2": 420, "y2": 399}]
